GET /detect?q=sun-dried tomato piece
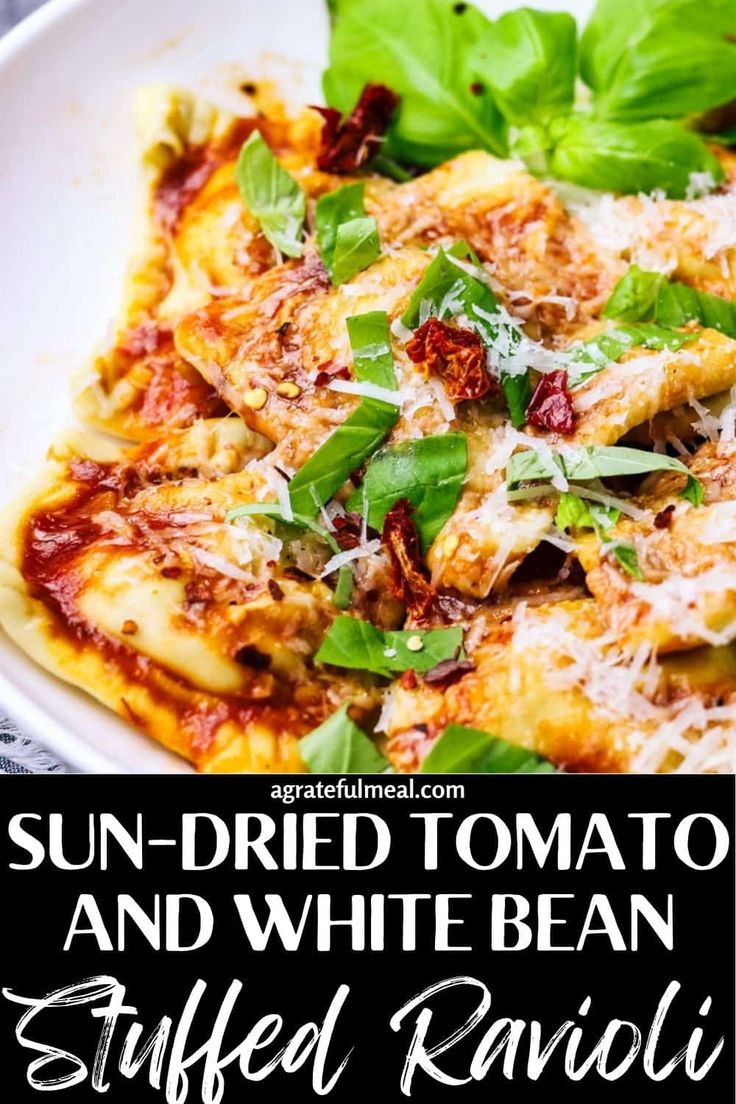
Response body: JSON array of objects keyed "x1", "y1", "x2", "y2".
[
  {"x1": 525, "y1": 369, "x2": 575, "y2": 435},
  {"x1": 406, "y1": 317, "x2": 495, "y2": 402},
  {"x1": 315, "y1": 84, "x2": 399, "y2": 173},
  {"x1": 381, "y1": 499, "x2": 438, "y2": 622}
]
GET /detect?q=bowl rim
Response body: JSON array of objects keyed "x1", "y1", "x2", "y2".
[{"x1": 0, "y1": 0, "x2": 135, "y2": 773}]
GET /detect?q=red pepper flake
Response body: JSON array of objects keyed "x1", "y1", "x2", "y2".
[
  {"x1": 400, "y1": 669, "x2": 417, "y2": 690},
  {"x1": 314, "y1": 364, "x2": 351, "y2": 388},
  {"x1": 315, "y1": 84, "x2": 399, "y2": 174},
  {"x1": 525, "y1": 369, "x2": 575, "y2": 435},
  {"x1": 422, "y1": 657, "x2": 476, "y2": 685},
  {"x1": 406, "y1": 317, "x2": 494, "y2": 402},
  {"x1": 332, "y1": 511, "x2": 378, "y2": 551},
  {"x1": 654, "y1": 504, "x2": 676, "y2": 529},
  {"x1": 381, "y1": 499, "x2": 438, "y2": 622}
]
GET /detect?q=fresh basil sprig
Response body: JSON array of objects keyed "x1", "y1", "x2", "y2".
[
  {"x1": 346, "y1": 433, "x2": 467, "y2": 550},
  {"x1": 315, "y1": 182, "x2": 381, "y2": 285},
  {"x1": 420, "y1": 724, "x2": 557, "y2": 774},
  {"x1": 235, "y1": 132, "x2": 305, "y2": 257},
  {"x1": 288, "y1": 310, "x2": 399, "y2": 515},
  {"x1": 316, "y1": 616, "x2": 463, "y2": 677},
  {"x1": 604, "y1": 266, "x2": 736, "y2": 339},
  {"x1": 225, "y1": 502, "x2": 353, "y2": 608},
  {"x1": 485, "y1": 8, "x2": 577, "y2": 129},
  {"x1": 324, "y1": 0, "x2": 507, "y2": 167},
  {"x1": 300, "y1": 703, "x2": 390, "y2": 773},
  {"x1": 507, "y1": 444, "x2": 704, "y2": 506},
  {"x1": 580, "y1": 0, "x2": 736, "y2": 122},
  {"x1": 401, "y1": 243, "x2": 531, "y2": 427},
  {"x1": 548, "y1": 115, "x2": 724, "y2": 200}
]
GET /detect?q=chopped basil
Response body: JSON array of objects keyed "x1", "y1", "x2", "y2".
[
  {"x1": 300, "y1": 703, "x2": 389, "y2": 773},
  {"x1": 568, "y1": 322, "x2": 699, "y2": 386},
  {"x1": 602, "y1": 267, "x2": 667, "y2": 323},
  {"x1": 401, "y1": 242, "x2": 530, "y2": 427},
  {"x1": 507, "y1": 444, "x2": 704, "y2": 505},
  {"x1": 315, "y1": 183, "x2": 381, "y2": 285},
  {"x1": 420, "y1": 724, "x2": 557, "y2": 774},
  {"x1": 225, "y1": 502, "x2": 353, "y2": 609},
  {"x1": 235, "y1": 131, "x2": 305, "y2": 257},
  {"x1": 604, "y1": 266, "x2": 736, "y2": 339},
  {"x1": 346, "y1": 433, "x2": 467, "y2": 550},
  {"x1": 316, "y1": 616, "x2": 463, "y2": 677},
  {"x1": 323, "y1": 0, "x2": 508, "y2": 167},
  {"x1": 555, "y1": 492, "x2": 619, "y2": 539},
  {"x1": 288, "y1": 310, "x2": 398, "y2": 515},
  {"x1": 605, "y1": 541, "x2": 644, "y2": 581}
]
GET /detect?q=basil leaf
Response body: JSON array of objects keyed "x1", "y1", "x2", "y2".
[
  {"x1": 316, "y1": 183, "x2": 381, "y2": 285},
  {"x1": 225, "y1": 502, "x2": 353, "y2": 609},
  {"x1": 316, "y1": 616, "x2": 463, "y2": 677},
  {"x1": 288, "y1": 400, "x2": 397, "y2": 516},
  {"x1": 324, "y1": 0, "x2": 507, "y2": 167},
  {"x1": 402, "y1": 243, "x2": 530, "y2": 427},
  {"x1": 605, "y1": 541, "x2": 644, "y2": 581},
  {"x1": 555, "y1": 492, "x2": 619, "y2": 538},
  {"x1": 580, "y1": 0, "x2": 736, "y2": 101},
  {"x1": 346, "y1": 433, "x2": 467, "y2": 550},
  {"x1": 602, "y1": 267, "x2": 667, "y2": 323},
  {"x1": 420, "y1": 724, "x2": 557, "y2": 774},
  {"x1": 300, "y1": 703, "x2": 389, "y2": 773},
  {"x1": 235, "y1": 131, "x2": 305, "y2": 257},
  {"x1": 507, "y1": 444, "x2": 704, "y2": 504},
  {"x1": 548, "y1": 115, "x2": 724, "y2": 199},
  {"x1": 315, "y1": 182, "x2": 365, "y2": 270},
  {"x1": 656, "y1": 284, "x2": 736, "y2": 338},
  {"x1": 288, "y1": 311, "x2": 398, "y2": 514},
  {"x1": 568, "y1": 322, "x2": 698, "y2": 386},
  {"x1": 604, "y1": 267, "x2": 736, "y2": 339},
  {"x1": 485, "y1": 9, "x2": 577, "y2": 128},
  {"x1": 346, "y1": 310, "x2": 398, "y2": 391},
  {"x1": 401, "y1": 242, "x2": 492, "y2": 329}
]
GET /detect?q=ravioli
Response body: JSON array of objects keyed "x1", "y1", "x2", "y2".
[{"x1": 2, "y1": 83, "x2": 736, "y2": 774}]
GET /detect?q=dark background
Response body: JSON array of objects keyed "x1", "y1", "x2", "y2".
[{"x1": 0, "y1": 775, "x2": 733, "y2": 1101}]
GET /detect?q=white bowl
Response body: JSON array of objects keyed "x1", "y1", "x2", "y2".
[{"x1": 0, "y1": 0, "x2": 592, "y2": 771}]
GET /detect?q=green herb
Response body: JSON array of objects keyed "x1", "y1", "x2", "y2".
[
  {"x1": 315, "y1": 183, "x2": 381, "y2": 285},
  {"x1": 605, "y1": 541, "x2": 644, "y2": 581},
  {"x1": 300, "y1": 703, "x2": 389, "y2": 773},
  {"x1": 420, "y1": 724, "x2": 557, "y2": 773},
  {"x1": 604, "y1": 266, "x2": 736, "y2": 339},
  {"x1": 346, "y1": 433, "x2": 467, "y2": 549},
  {"x1": 485, "y1": 8, "x2": 577, "y2": 128},
  {"x1": 401, "y1": 242, "x2": 530, "y2": 427},
  {"x1": 507, "y1": 444, "x2": 704, "y2": 505},
  {"x1": 548, "y1": 115, "x2": 724, "y2": 199},
  {"x1": 602, "y1": 267, "x2": 667, "y2": 323},
  {"x1": 288, "y1": 311, "x2": 398, "y2": 515},
  {"x1": 345, "y1": 310, "x2": 398, "y2": 390},
  {"x1": 371, "y1": 154, "x2": 414, "y2": 182},
  {"x1": 225, "y1": 502, "x2": 353, "y2": 608},
  {"x1": 555, "y1": 492, "x2": 619, "y2": 539},
  {"x1": 316, "y1": 616, "x2": 463, "y2": 677},
  {"x1": 324, "y1": 0, "x2": 507, "y2": 167},
  {"x1": 569, "y1": 321, "x2": 699, "y2": 386},
  {"x1": 580, "y1": 0, "x2": 736, "y2": 122},
  {"x1": 235, "y1": 131, "x2": 305, "y2": 257}
]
